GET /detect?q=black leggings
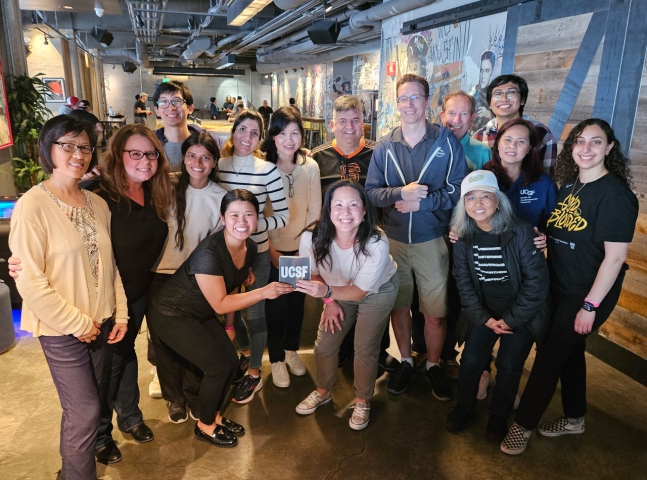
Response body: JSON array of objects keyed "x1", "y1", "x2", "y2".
[
  {"x1": 514, "y1": 273, "x2": 625, "y2": 430},
  {"x1": 148, "y1": 304, "x2": 239, "y2": 425}
]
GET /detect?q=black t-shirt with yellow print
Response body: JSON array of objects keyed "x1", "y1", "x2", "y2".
[{"x1": 545, "y1": 172, "x2": 638, "y2": 296}]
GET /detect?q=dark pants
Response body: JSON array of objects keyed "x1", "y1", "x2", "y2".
[
  {"x1": 148, "y1": 304, "x2": 239, "y2": 425},
  {"x1": 515, "y1": 275, "x2": 624, "y2": 429},
  {"x1": 40, "y1": 321, "x2": 112, "y2": 480},
  {"x1": 97, "y1": 295, "x2": 147, "y2": 447},
  {"x1": 265, "y1": 257, "x2": 305, "y2": 363},
  {"x1": 457, "y1": 324, "x2": 534, "y2": 419},
  {"x1": 148, "y1": 274, "x2": 202, "y2": 410}
]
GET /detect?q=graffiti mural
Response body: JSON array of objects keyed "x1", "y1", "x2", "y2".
[{"x1": 378, "y1": 10, "x2": 506, "y2": 138}]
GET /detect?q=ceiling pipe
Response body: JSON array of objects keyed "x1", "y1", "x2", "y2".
[
  {"x1": 274, "y1": 0, "x2": 310, "y2": 10},
  {"x1": 100, "y1": 48, "x2": 140, "y2": 63},
  {"x1": 350, "y1": 0, "x2": 437, "y2": 28},
  {"x1": 255, "y1": 39, "x2": 380, "y2": 73}
]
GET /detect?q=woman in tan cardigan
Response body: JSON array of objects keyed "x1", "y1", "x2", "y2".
[{"x1": 9, "y1": 115, "x2": 128, "y2": 480}]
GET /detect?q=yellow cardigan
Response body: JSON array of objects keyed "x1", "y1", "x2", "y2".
[{"x1": 9, "y1": 186, "x2": 128, "y2": 337}]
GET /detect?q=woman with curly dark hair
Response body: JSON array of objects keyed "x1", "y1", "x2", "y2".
[
  {"x1": 501, "y1": 118, "x2": 638, "y2": 455},
  {"x1": 294, "y1": 180, "x2": 398, "y2": 431}
]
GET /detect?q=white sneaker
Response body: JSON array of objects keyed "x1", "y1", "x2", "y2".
[
  {"x1": 296, "y1": 390, "x2": 332, "y2": 415},
  {"x1": 501, "y1": 423, "x2": 531, "y2": 455},
  {"x1": 271, "y1": 361, "x2": 290, "y2": 388},
  {"x1": 149, "y1": 367, "x2": 162, "y2": 399},
  {"x1": 477, "y1": 370, "x2": 491, "y2": 400},
  {"x1": 285, "y1": 350, "x2": 306, "y2": 376},
  {"x1": 349, "y1": 401, "x2": 370, "y2": 430}
]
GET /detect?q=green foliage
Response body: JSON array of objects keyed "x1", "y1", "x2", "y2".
[{"x1": 5, "y1": 73, "x2": 51, "y2": 190}]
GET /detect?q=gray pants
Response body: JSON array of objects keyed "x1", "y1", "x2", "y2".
[
  {"x1": 133, "y1": 116, "x2": 146, "y2": 124},
  {"x1": 314, "y1": 273, "x2": 399, "y2": 400},
  {"x1": 39, "y1": 321, "x2": 112, "y2": 480}
]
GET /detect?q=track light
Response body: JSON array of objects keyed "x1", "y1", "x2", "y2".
[
  {"x1": 91, "y1": 26, "x2": 114, "y2": 47},
  {"x1": 321, "y1": 0, "x2": 333, "y2": 13}
]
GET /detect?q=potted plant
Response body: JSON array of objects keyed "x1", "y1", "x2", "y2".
[{"x1": 5, "y1": 73, "x2": 51, "y2": 191}]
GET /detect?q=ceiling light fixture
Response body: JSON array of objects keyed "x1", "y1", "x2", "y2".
[
  {"x1": 61, "y1": 5, "x2": 73, "y2": 9},
  {"x1": 91, "y1": 26, "x2": 114, "y2": 47},
  {"x1": 227, "y1": 0, "x2": 274, "y2": 27},
  {"x1": 321, "y1": 0, "x2": 333, "y2": 13}
]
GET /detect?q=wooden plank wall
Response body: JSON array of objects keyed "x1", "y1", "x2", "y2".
[{"x1": 514, "y1": 14, "x2": 647, "y2": 360}]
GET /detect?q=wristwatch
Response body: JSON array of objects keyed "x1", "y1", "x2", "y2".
[
  {"x1": 582, "y1": 301, "x2": 598, "y2": 312},
  {"x1": 322, "y1": 284, "x2": 333, "y2": 299}
]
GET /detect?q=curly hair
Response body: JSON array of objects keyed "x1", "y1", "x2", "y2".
[
  {"x1": 554, "y1": 118, "x2": 631, "y2": 187},
  {"x1": 220, "y1": 109, "x2": 264, "y2": 158},
  {"x1": 98, "y1": 124, "x2": 172, "y2": 221},
  {"x1": 484, "y1": 118, "x2": 543, "y2": 189}
]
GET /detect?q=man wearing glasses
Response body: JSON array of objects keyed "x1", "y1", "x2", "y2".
[
  {"x1": 473, "y1": 74, "x2": 557, "y2": 175},
  {"x1": 152, "y1": 81, "x2": 206, "y2": 172},
  {"x1": 310, "y1": 95, "x2": 375, "y2": 194},
  {"x1": 366, "y1": 74, "x2": 468, "y2": 400}
]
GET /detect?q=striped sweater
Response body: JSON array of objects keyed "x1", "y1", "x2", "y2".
[{"x1": 218, "y1": 154, "x2": 290, "y2": 252}]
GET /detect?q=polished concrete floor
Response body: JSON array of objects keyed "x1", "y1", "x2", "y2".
[{"x1": 2, "y1": 299, "x2": 647, "y2": 480}]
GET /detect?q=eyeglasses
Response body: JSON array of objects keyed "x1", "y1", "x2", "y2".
[
  {"x1": 54, "y1": 142, "x2": 95, "y2": 155},
  {"x1": 465, "y1": 193, "x2": 495, "y2": 203},
  {"x1": 491, "y1": 90, "x2": 520, "y2": 101},
  {"x1": 397, "y1": 94, "x2": 425, "y2": 104},
  {"x1": 123, "y1": 150, "x2": 160, "y2": 160},
  {"x1": 156, "y1": 99, "x2": 186, "y2": 108},
  {"x1": 286, "y1": 173, "x2": 294, "y2": 198}
]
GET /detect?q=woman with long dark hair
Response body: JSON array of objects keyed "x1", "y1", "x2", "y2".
[
  {"x1": 445, "y1": 170, "x2": 550, "y2": 442},
  {"x1": 218, "y1": 110, "x2": 291, "y2": 404},
  {"x1": 148, "y1": 189, "x2": 293, "y2": 448},
  {"x1": 294, "y1": 180, "x2": 398, "y2": 431},
  {"x1": 501, "y1": 119, "x2": 638, "y2": 454},
  {"x1": 9, "y1": 115, "x2": 128, "y2": 479},
  {"x1": 149, "y1": 132, "x2": 229, "y2": 424},
  {"x1": 260, "y1": 107, "x2": 321, "y2": 388}
]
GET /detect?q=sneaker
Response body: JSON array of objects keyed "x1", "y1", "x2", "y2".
[
  {"x1": 538, "y1": 417, "x2": 585, "y2": 437},
  {"x1": 232, "y1": 374, "x2": 263, "y2": 404},
  {"x1": 233, "y1": 354, "x2": 250, "y2": 383},
  {"x1": 477, "y1": 371, "x2": 491, "y2": 400},
  {"x1": 349, "y1": 401, "x2": 370, "y2": 430},
  {"x1": 425, "y1": 365, "x2": 452, "y2": 401},
  {"x1": 296, "y1": 390, "x2": 332, "y2": 415},
  {"x1": 411, "y1": 349, "x2": 428, "y2": 370},
  {"x1": 271, "y1": 361, "x2": 290, "y2": 388},
  {"x1": 442, "y1": 359, "x2": 460, "y2": 380},
  {"x1": 445, "y1": 405, "x2": 475, "y2": 434},
  {"x1": 149, "y1": 367, "x2": 162, "y2": 399},
  {"x1": 189, "y1": 408, "x2": 199, "y2": 421},
  {"x1": 387, "y1": 361, "x2": 415, "y2": 395},
  {"x1": 167, "y1": 402, "x2": 188, "y2": 424},
  {"x1": 485, "y1": 414, "x2": 508, "y2": 442},
  {"x1": 378, "y1": 354, "x2": 400, "y2": 373},
  {"x1": 501, "y1": 423, "x2": 531, "y2": 455},
  {"x1": 285, "y1": 350, "x2": 306, "y2": 376}
]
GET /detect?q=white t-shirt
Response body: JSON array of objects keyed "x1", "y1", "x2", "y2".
[
  {"x1": 299, "y1": 230, "x2": 397, "y2": 294},
  {"x1": 153, "y1": 181, "x2": 227, "y2": 274}
]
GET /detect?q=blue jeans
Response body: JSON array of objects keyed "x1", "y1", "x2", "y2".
[
  {"x1": 97, "y1": 294, "x2": 148, "y2": 447},
  {"x1": 234, "y1": 250, "x2": 271, "y2": 370},
  {"x1": 40, "y1": 321, "x2": 112, "y2": 480},
  {"x1": 457, "y1": 323, "x2": 534, "y2": 419}
]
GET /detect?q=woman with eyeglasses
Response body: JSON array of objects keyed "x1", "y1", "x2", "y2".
[
  {"x1": 260, "y1": 107, "x2": 321, "y2": 388},
  {"x1": 445, "y1": 170, "x2": 550, "y2": 443},
  {"x1": 93, "y1": 124, "x2": 172, "y2": 462},
  {"x1": 9, "y1": 115, "x2": 128, "y2": 479},
  {"x1": 218, "y1": 110, "x2": 291, "y2": 405}
]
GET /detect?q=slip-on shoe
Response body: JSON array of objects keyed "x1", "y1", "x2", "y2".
[
  {"x1": 219, "y1": 417, "x2": 245, "y2": 436},
  {"x1": 124, "y1": 422, "x2": 154, "y2": 443},
  {"x1": 95, "y1": 441, "x2": 122, "y2": 464},
  {"x1": 194, "y1": 423, "x2": 238, "y2": 448}
]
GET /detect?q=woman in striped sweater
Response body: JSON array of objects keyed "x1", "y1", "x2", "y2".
[{"x1": 218, "y1": 110, "x2": 291, "y2": 404}]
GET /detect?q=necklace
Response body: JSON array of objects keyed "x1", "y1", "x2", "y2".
[
  {"x1": 232, "y1": 155, "x2": 251, "y2": 176},
  {"x1": 572, "y1": 171, "x2": 606, "y2": 197}
]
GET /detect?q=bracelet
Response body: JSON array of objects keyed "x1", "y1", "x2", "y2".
[
  {"x1": 584, "y1": 297, "x2": 600, "y2": 308},
  {"x1": 323, "y1": 297, "x2": 334, "y2": 304},
  {"x1": 224, "y1": 326, "x2": 235, "y2": 331}
]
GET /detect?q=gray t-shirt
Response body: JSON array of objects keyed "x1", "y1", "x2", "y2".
[{"x1": 164, "y1": 141, "x2": 183, "y2": 172}]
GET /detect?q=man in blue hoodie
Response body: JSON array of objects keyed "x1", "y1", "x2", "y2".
[{"x1": 366, "y1": 74, "x2": 468, "y2": 400}]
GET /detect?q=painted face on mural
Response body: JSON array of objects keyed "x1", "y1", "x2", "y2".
[
  {"x1": 479, "y1": 58, "x2": 494, "y2": 89},
  {"x1": 440, "y1": 95, "x2": 475, "y2": 140}
]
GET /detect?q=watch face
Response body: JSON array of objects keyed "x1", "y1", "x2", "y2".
[{"x1": 583, "y1": 302, "x2": 595, "y2": 312}]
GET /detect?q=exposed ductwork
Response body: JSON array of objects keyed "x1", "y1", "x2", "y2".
[
  {"x1": 101, "y1": 48, "x2": 140, "y2": 63},
  {"x1": 255, "y1": 39, "x2": 381, "y2": 73},
  {"x1": 350, "y1": 0, "x2": 437, "y2": 28},
  {"x1": 274, "y1": 0, "x2": 311, "y2": 10}
]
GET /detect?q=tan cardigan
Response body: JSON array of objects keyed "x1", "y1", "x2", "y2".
[{"x1": 9, "y1": 186, "x2": 128, "y2": 337}]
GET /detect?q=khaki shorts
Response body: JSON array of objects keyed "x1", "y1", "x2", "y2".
[{"x1": 390, "y1": 236, "x2": 449, "y2": 318}]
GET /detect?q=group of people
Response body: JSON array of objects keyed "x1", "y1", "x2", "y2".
[{"x1": 10, "y1": 71, "x2": 638, "y2": 479}]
